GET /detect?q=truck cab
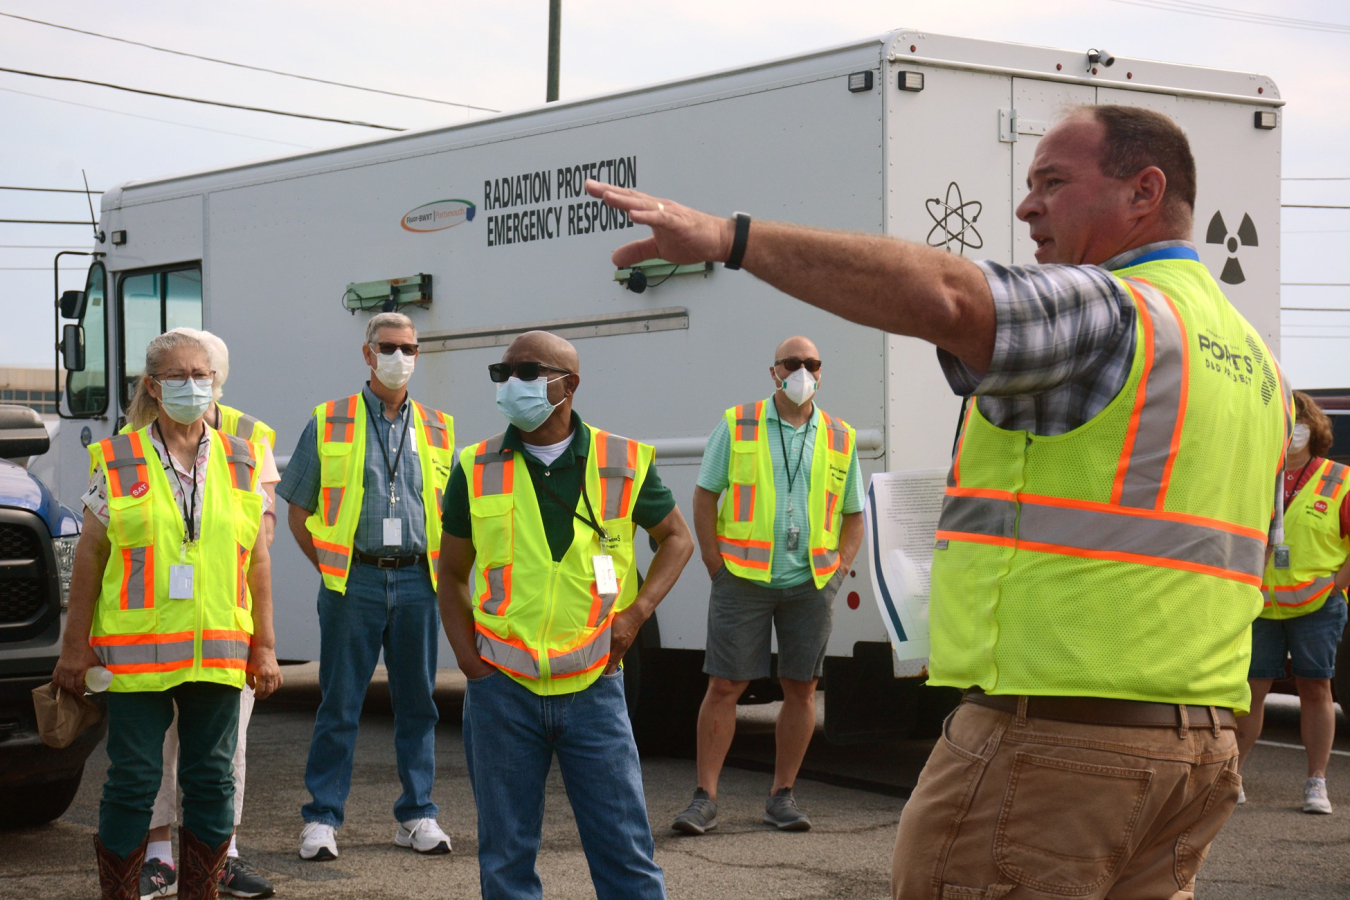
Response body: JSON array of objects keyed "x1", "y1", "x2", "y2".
[{"x1": 0, "y1": 405, "x2": 104, "y2": 828}]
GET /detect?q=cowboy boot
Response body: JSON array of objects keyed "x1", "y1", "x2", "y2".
[
  {"x1": 93, "y1": 835, "x2": 145, "y2": 900},
  {"x1": 179, "y1": 829, "x2": 231, "y2": 900}
]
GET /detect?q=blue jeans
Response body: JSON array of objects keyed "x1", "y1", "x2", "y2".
[
  {"x1": 1250, "y1": 593, "x2": 1348, "y2": 679},
  {"x1": 463, "y1": 669, "x2": 666, "y2": 900},
  {"x1": 302, "y1": 562, "x2": 440, "y2": 827}
]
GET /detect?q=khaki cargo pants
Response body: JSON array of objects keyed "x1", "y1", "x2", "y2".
[{"x1": 892, "y1": 701, "x2": 1241, "y2": 899}]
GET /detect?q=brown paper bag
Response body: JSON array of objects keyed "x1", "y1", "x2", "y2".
[{"x1": 31, "y1": 682, "x2": 104, "y2": 749}]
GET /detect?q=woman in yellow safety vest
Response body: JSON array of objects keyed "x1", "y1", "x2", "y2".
[
  {"x1": 1237, "y1": 391, "x2": 1350, "y2": 815},
  {"x1": 52, "y1": 331, "x2": 281, "y2": 900}
]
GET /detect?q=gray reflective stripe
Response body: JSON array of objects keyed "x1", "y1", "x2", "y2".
[
  {"x1": 1317, "y1": 464, "x2": 1346, "y2": 498},
  {"x1": 718, "y1": 538, "x2": 771, "y2": 564},
  {"x1": 326, "y1": 415, "x2": 356, "y2": 424},
  {"x1": 1116, "y1": 279, "x2": 1185, "y2": 509},
  {"x1": 824, "y1": 420, "x2": 850, "y2": 452},
  {"x1": 736, "y1": 484, "x2": 754, "y2": 521},
  {"x1": 223, "y1": 434, "x2": 256, "y2": 489},
  {"x1": 105, "y1": 456, "x2": 144, "y2": 469},
  {"x1": 315, "y1": 543, "x2": 348, "y2": 571},
  {"x1": 480, "y1": 566, "x2": 508, "y2": 615},
  {"x1": 599, "y1": 433, "x2": 635, "y2": 520},
  {"x1": 105, "y1": 433, "x2": 146, "y2": 496},
  {"x1": 734, "y1": 403, "x2": 760, "y2": 441},
  {"x1": 1267, "y1": 576, "x2": 1336, "y2": 607},
  {"x1": 322, "y1": 487, "x2": 344, "y2": 527},
  {"x1": 96, "y1": 640, "x2": 194, "y2": 667},
  {"x1": 938, "y1": 494, "x2": 1266, "y2": 578},
  {"x1": 124, "y1": 547, "x2": 150, "y2": 609},
  {"x1": 549, "y1": 625, "x2": 612, "y2": 678},
  {"x1": 812, "y1": 548, "x2": 839, "y2": 572},
  {"x1": 594, "y1": 592, "x2": 618, "y2": 623},
  {"x1": 233, "y1": 413, "x2": 260, "y2": 438},
  {"x1": 476, "y1": 631, "x2": 541, "y2": 678},
  {"x1": 474, "y1": 432, "x2": 511, "y2": 496},
  {"x1": 201, "y1": 639, "x2": 250, "y2": 661},
  {"x1": 597, "y1": 466, "x2": 635, "y2": 479}
]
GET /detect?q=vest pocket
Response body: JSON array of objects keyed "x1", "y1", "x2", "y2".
[
  {"x1": 731, "y1": 445, "x2": 757, "y2": 485},
  {"x1": 469, "y1": 493, "x2": 514, "y2": 567}
]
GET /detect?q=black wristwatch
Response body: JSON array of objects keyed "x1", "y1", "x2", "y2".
[{"x1": 725, "y1": 212, "x2": 751, "y2": 270}]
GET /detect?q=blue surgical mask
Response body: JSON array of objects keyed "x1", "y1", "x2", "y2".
[
  {"x1": 496, "y1": 376, "x2": 565, "y2": 432},
  {"x1": 157, "y1": 377, "x2": 214, "y2": 425}
]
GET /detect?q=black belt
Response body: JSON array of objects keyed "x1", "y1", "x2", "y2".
[
  {"x1": 964, "y1": 688, "x2": 1237, "y2": 731},
  {"x1": 353, "y1": 551, "x2": 427, "y2": 570}
]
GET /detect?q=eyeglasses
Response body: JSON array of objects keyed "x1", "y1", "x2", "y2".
[
  {"x1": 488, "y1": 361, "x2": 571, "y2": 383},
  {"x1": 371, "y1": 341, "x2": 420, "y2": 356},
  {"x1": 774, "y1": 357, "x2": 822, "y2": 374},
  {"x1": 155, "y1": 371, "x2": 214, "y2": 388}
]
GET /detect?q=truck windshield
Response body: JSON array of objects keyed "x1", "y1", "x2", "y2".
[
  {"x1": 118, "y1": 265, "x2": 203, "y2": 413},
  {"x1": 66, "y1": 262, "x2": 107, "y2": 416}
]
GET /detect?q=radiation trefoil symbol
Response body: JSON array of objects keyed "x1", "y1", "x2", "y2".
[
  {"x1": 926, "y1": 182, "x2": 983, "y2": 255},
  {"x1": 1206, "y1": 211, "x2": 1258, "y2": 285}
]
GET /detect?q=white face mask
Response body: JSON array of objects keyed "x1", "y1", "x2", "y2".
[
  {"x1": 778, "y1": 367, "x2": 818, "y2": 406},
  {"x1": 1290, "y1": 423, "x2": 1311, "y2": 453},
  {"x1": 372, "y1": 347, "x2": 415, "y2": 390}
]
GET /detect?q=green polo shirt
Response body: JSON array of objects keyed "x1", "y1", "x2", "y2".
[
  {"x1": 441, "y1": 411, "x2": 676, "y2": 562},
  {"x1": 697, "y1": 398, "x2": 864, "y2": 588}
]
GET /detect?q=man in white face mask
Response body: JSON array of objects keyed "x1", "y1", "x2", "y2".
[
  {"x1": 673, "y1": 335, "x2": 864, "y2": 836},
  {"x1": 277, "y1": 311, "x2": 457, "y2": 861}
]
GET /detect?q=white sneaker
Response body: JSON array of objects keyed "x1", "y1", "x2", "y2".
[
  {"x1": 1303, "y1": 777, "x2": 1333, "y2": 814},
  {"x1": 395, "y1": 818, "x2": 452, "y2": 854},
  {"x1": 1237, "y1": 785, "x2": 1246, "y2": 805},
  {"x1": 299, "y1": 822, "x2": 339, "y2": 860}
]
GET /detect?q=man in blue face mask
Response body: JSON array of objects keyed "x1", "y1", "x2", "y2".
[{"x1": 437, "y1": 330, "x2": 694, "y2": 900}]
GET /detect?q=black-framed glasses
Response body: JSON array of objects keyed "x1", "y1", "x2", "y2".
[
  {"x1": 154, "y1": 370, "x2": 215, "y2": 388},
  {"x1": 488, "y1": 361, "x2": 571, "y2": 383},
  {"x1": 775, "y1": 357, "x2": 821, "y2": 374},
  {"x1": 371, "y1": 341, "x2": 420, "y2": 356}
]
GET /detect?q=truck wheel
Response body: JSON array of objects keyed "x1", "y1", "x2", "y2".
[
  {"x1": 623, "y1": 620, "x2": 705, "y2": 757},
  {"x1": 0, "y1": 768, "x2": 84, "y2": 829}
]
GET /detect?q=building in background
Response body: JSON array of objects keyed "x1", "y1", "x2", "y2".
[{"x1": 0, "y1": 368, "x2": 62, "y2": 417}]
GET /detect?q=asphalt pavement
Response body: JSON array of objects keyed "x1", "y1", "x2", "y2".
[{"x1": 1, "y1": 665, "x2": 1348, "y2": 899}]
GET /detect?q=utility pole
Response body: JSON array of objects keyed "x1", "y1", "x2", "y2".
[{"x1": 546, "y1": 0, "x2": 561, "y2": 102}]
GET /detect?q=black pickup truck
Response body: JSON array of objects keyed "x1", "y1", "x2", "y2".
[{"x1": 0, "y1": 405, "x2": 104, "y2": 828}]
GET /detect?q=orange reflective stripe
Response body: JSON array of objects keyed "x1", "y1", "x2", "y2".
[
  {"x1": 719, "y1": 535, "x2": 771, "y2": 569},
  {"x1": 595, "y1": 433, "x2": 638, "y2": 521},
  {"x1": 120, "y1": 545, "x2": 154, "y2": 610},
  {"x1": 585, "y1": 580, "x2": 618, "y2": 628},
  {"x1": 312, "y1": 537, "x2": 350, "y2": 577},
  {"x1": 1263, "y1": 576, "x2": 1337, "y2": 609},
  {"x1": 201, "y1": 629, "x2": 251, "y2": 669},
  {"x1": 824, "y1": 490, "x2": 840, "y2": 533},
  {"x1": 475, "y1": 624, "x2": 541, "y2": 679},
  {"x1": 732, "y1": 482, "x2": 755, "y2": 522},
  {"x1": 473, "y1": 435, "x2": 514, "y2": 498},
  {"x1": 548, "y1": 620, "x2": 612, "y2": 678},
  {"x1": 1317, "y1": 462, "x2": 1346, "y2": 499},
  {"x1": 91, "y1": 630, "x2": 194, "y2": 673},
  {"x1": 733, "y1": 402, "x2": 762, "y2": 442},
  {"x1": 322, "y1": 487, "x2": 344, "y2": 527},
  {"x1": 415, "y1": 402, "x2": 451, "y2": 450},
  {"x1": 237, "y1": 543, "x2": 249, "y2": 609},
  {"x1": 812, "y1": 547, "x2": 840, "y2": 577},
  {"x1": 323, "y1": 395, "x2": 358, "y2": 444},
  {"x1": 820, "y1": 411, "x2": 852, "y2": 455},
  {"x1": 479, "y1": 565, "x2": 512, "y2": 616},
  {"x1": 948, "y1": 402, "x2": 975, "y2": 488},
  {"x1": 102, "y1": 432, "x2": 150, "y2": 499}
]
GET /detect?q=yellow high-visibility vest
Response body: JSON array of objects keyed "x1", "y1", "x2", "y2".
[
  {"x1": 929, "y1": 254, "x2": 1291, "y2": 713},
  {"x1": 306, "y1": 393, "x2": 455, "y2": 593},
  {"x1": 462, "y1": 425, "x2": 652, "y2": 696},
  {"x1": 217, "y1": 402, "x2": 276, "y2": 449},
  {"x1": 715, "y1": 401, "x2": 854, "y2": 589},
  {"x1": 1261, "y1": 458, "x2": 1349, "y2": 619},
  {"x1": 87, "y1": 427, "x2": 264, "y2": 692}
]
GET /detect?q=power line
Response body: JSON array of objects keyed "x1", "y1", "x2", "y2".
[
  {"x1": 0, "y1": 84, "x2": 313, "y2": 148},
  {"x1": 1105, "y1": 0, "x2": 1350, "y2": 33},
  {"x1": 0, "y1": 185, "x2": 102, "y2": 194},
  {"x1": 0, "y1": 66, "x2": 405, "y2": 131},
  {"x1": 0, "y1": 244, "x2": 87, "y2": 249},
  {"x1": 0, "y1": 11, "x2": 498, "y2": 113},
  {"x1": 1284, "y1": 307, "x2": 1350, "y2": 312},
  {"x1": 0, "y1": 219, "x2": 91, "y2": 225},
  {"x1": 0, "y1": 266, "x2": 91, "y2": 270},
  {"x1": 1283, "y1": 283, "x2": 1350, "y2": 287},
  {"x1": 1283, "y1": 204, "x2": 1350, "y2": 210},
  {"x1": 1284, "y1": 177, "x2": 1350, "y2": 181}
]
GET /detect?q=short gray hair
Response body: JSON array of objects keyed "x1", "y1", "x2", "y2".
[
  {"x1": 365, "y1": 312, "x2": 416, "y2": 345},
  {"x1": 127, "y1": 331, "x2": 208, "y2": 430},
  {"x1": 168, "y1": 327, "x2": 229, "y2": 401}
]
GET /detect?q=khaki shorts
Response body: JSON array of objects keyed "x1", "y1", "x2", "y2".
[{"x1": 702, "y1": 568, "x2": 843, "y2": 683}]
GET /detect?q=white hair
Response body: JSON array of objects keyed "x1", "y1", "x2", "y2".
[
  {"x1": 365, "y1": 311, "x2": 417, "y2": 345},
  {"x1": 168, "y1": 327, "x2": 229, "y2": 401}
]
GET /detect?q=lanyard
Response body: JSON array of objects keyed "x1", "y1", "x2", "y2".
[
  {"x1": 527, "y1": 459, "x2": 609, "y2": 542},
  {"x1": 777, "y1": 416, "x2": 810, "y2": 506},
  {"x1": 1284, "y1": 459, "x2": 1317, "y2": 511},
  {"x1": 155, "y1": 422, "x2": 200, "y2": 544},
  {"x1": 371, "y1": 401, "x2": 411, "y2": 509}
]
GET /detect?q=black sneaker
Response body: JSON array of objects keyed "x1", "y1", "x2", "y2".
[
  {"x1": 218, "y1": 857, "x2": 275, "y2": 899},
  {"x1": 139, "y1": 858, "x2": 177, "y2": 899}
]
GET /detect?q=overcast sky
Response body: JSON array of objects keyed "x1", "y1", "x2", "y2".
[{"x1": 2, "y1": 0, "x2": 1346, "y2": 385}]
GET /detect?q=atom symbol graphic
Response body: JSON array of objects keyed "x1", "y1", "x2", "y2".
[{"x1": 926, "y1": 182, "x2": 983, "y2": 254}]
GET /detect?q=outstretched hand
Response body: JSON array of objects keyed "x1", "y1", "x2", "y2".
[{"x1": 585, "y1": 180, "x2": 734, "y2": 269}]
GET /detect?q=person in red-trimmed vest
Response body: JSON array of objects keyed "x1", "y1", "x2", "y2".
[
  {"x1": 277, "y1": 312, "x2": 456, "y2": 861},
  {"x1": 1238, "y1": 391, "x2": 1350, "y2": 814},
  {"x1": 53, "y1": 330, "x2": 280, "y2": 900},
  {"x1": 438, "y1": 330, "x2": 694, "y2": 900},
  {"x1": 672, "y1": 335, "x2": 864, "y2": 836}
]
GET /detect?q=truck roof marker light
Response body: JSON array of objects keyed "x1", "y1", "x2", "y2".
[
  {"x1": 1127, "y1": 72, "x2": 1133, "y2": 79},
  {"x1": 111, "y1": 230, "x2": 126, "y2": 245},
  {"x1": 848, "y1": 71, "x2": 874, "y2": 93},
  {"x1": 1254, "y1": 110, "x2": 1277, "y2": 130},
  {"x1": 1056, "y1": 63, "x2": 1062, "y2": 71},
  {"x1": 897, "y1": 71, "x2": 924, "y2": 93},
  {"x1": 909, "y1": 45, "x2": 916, "y2": 52}
]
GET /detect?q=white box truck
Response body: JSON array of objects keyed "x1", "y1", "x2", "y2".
[{"x1": 49, "y1": 29, "x2": 1283, "y2": 745}]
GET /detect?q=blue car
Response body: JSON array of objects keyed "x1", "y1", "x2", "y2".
[{"x1": 0, "y1": 404, "x2": 104, "y2": 828}]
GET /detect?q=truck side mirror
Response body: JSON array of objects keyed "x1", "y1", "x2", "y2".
[
  {"x1": 61, "y1": 323, "x2": 86, "y2": 372},
  {"x1": 59, "y1": 289, "x2": 87, "y2": 320}
]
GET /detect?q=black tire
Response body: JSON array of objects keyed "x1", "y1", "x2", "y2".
[{"x1": 0, "y1": 768, "x2": 85, "y2": 829}]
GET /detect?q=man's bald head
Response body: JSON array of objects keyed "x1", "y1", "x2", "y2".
[
  {"x1": 504, "y1": 330, "x2": 580, "y2": 373},
  {"x1": 774, "y1": 335, "x2": 818, "y2": 362}
]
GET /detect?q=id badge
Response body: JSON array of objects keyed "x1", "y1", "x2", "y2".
[
  {"x1": 1273, "y1": 544, "x2": 1291, "y2": 570},
  {"x1": 169, "y1": 564, "x2": 194, "y2": 599},
  {"x1": 784, "y1": 524, "x2": 800, "y2": 552},
  {"x1": 592, "y1": 555, "x2": 619, "y2": 596},
  {"x1": 383, "y1": 517, "x2": 402, "y2": 547}
]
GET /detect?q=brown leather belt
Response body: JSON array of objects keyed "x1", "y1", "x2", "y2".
[
  {"x1": 353, "y1": 551, "x2": 427, "y2": 570},
  {"x1": 964, "y1": 688, "x2": 1236, "y2": 731}
]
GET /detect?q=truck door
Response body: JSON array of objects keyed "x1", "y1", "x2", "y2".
[{"x1": 115, "y1": 265, "x2": 203, "y2": 422}]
